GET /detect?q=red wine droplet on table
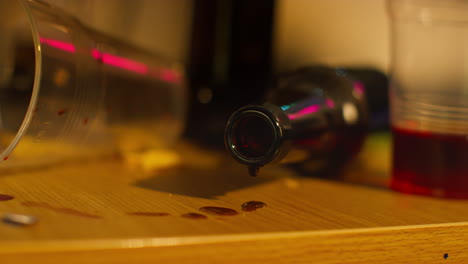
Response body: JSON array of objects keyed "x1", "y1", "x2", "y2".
[
  {"x1": 21, "y1": 201, "x2": 102, "y2": 219},
  {"x1": 0, "y1": 194, "x2": 14, "y2": 201},
  {"x1": 181, "y1": 213, "x2": 207, "y2": 219},
  {"x1": 199, "y1": 206, "x2": 238, "y2": 216},
  {"x1": 241, "y1": 201, "x2": 267, "y2": 212},
  {"x1": 127, "y1": 212, "x2": 170, "y2": 216},
  {"x1": 57, "y1": 109, "x2": 66, "y2": 116}
]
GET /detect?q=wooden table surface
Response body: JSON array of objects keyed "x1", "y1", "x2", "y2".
[{"x1": 1, "y1": 133, "x2": 468, "y2": 263}]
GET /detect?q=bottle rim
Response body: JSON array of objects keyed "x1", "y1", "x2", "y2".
[{"x1": 224, "y1": 105, "x2": 286, "y2": 167}]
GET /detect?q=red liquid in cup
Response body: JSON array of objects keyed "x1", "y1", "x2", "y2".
[{"x1": 391, "y1": 126, "x2": 468, "y2": 198}]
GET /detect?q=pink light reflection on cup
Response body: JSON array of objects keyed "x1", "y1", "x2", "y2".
[
  {"x1": 39, "y1": 37, "x2": 179, "y2": 84},
  {"x1": 39, "y1": 37, "x2": 76, "y2": 53}
]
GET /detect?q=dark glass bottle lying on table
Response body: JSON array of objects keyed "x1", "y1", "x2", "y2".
[{"x1": 224, "y1": 66, "x2": 372, "y2": 176}]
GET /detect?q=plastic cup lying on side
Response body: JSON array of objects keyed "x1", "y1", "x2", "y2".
[{"x1": 0, "y1": 0, "x2": 187, "y2": 170}]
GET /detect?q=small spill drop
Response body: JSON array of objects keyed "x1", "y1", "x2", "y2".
[
  {"x1": 199, "y1": 206, "x2": 238, "y2": 216},
  {"x1": 242, "y1": 201, "x2": 267, "y2": 212},
  {"x1": 22, "y1": 201, "x2": 102, "y2": 219},
  {"x1": 2, "y1": 156, "x2": 8, "y2": 161},
  {"x1": 83, "y1": 117, "x2": 89, "y2": 125},
  {"x1": 127, "y1": 212, "x2": 170, "y2": 217},
  {"x1": 57, "y1": 109, "x2": 66, "y2": 116},
  {"x1": 181, "y1": 212, "x2": 207, "y2": 219},
  {"x1": 0, "y1": 194, "x2": 14, "y2": 201},
  {"x1": 248, "y1": 166, "x2": 260, "y2": 177}
]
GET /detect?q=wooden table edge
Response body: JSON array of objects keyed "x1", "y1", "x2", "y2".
[{"x1": 2, "y1": 221, "x2": 468, "y2": 264}]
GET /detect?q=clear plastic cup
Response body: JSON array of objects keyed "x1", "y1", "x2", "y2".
[
  {"x1": 0, "y1": 0, "x2": 187, "y2": 170},
  {"x1": 388, "y1": 0, "x2": 468, "y2": 198}
]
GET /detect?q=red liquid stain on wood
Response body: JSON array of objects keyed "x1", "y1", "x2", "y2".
[
  {"x1": 0, "y1": 194, "x2": 14, "y2": 201},
  {"x1": 83, "y1": 117, "x2": 89, "y2": 125},
  {"x1": 3, "y1": 156, "x2": 8, "y2": 161},
  {"x1": 33, "y1": 107, "x2": 39, "y2": 113},
  {"x1": 21, "y1": 201, "x2": 102, "y2": 219},
  {"x1": 199, "y1": 206, "x2": 238, "y2": 216},
  {"x1": 57, "y1": 109, "x2": 66, "y2": 116},
  {"x1": 241, "y1": 201, "x2": 267, "y2": 212},
  {"x1": 181, "y1": 213, "x2": 207, "y2": 219},
  {"x1": 127, "y1": 212, "x2": 170, "y2": 217}
]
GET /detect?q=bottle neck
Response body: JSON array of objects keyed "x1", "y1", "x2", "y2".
[
  {"x1": 225, "y1": 98, "x2": 335, "y2": 174},
  {"x1": 225, "y1": 66, "x2": 371, "y2": 176},
  {"x1": 225, "y1": 94, "x2": 365, "y2": 175}
]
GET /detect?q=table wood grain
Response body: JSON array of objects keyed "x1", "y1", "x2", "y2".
[{"x1": 1, "y1": 135, "x2": 467, "y2": 263}]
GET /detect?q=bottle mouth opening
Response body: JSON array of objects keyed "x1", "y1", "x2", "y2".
[{"x1": 225, "y1": 108, "x2": 281, "y2": 166}]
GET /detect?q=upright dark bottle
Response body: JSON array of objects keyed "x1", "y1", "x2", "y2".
[{"x1": 224, "y1": 66, "x2": 369, "y2": 176}]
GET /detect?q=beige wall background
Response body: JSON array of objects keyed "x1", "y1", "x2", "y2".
[
  {"x1": 275, "y1": 0, "x2": 390, "y2": 73},
  {"x1": 46, "y1": 0, "x2": 389, "y2": 72}
]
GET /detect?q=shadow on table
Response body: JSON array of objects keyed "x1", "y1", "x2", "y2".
[{"x1": 134, "y1": 160, "x2": 275, "y2": 199}]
